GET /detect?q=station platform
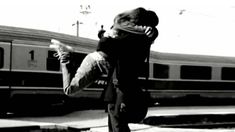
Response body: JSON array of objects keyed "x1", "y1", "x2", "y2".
[{"x1": 1, "y1": 106, "x2": 235, "y2": 131}]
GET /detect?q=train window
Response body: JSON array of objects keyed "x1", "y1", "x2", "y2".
[
  {"x1": 47, "y1": 51, "x2": 60, "y2": 71},
  {"x1": 153, "y1": 63, "x2": 169, "y2": 78},
  {"x1": 46, "y1": 51, "x2": 87, "y2": 71},
  {"x1": 72, "y1": 52, "x2": 87, "y2": 66},
  {"x1": 180, "y1": 65, "x2": 211, "y2": 80},
  {"x1": 222, "y1": 67, "x2": 235, "y2": 80},
  {"x1": 0, "y1": 47, "x2": 3, "y2": 68}
]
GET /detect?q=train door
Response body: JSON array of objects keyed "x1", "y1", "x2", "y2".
[
  {"x1": 10, "y1": 40, "x2": 64, "y2": 107},
  {"x1": 0, "y1": 41, "x2": 11, "y2": 114}
]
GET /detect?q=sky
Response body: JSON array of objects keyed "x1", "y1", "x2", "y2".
[{"x1": 1, "y1": 0, "x2": 235, "y2": 57}]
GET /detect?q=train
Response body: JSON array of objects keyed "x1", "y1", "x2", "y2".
[{"x1": 1, "y1": 25, "x2": 235, "y2": 114}]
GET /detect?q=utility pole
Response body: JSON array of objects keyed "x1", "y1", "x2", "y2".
[
  {"x1": 72, "y1": 20, "x2": 80, "y2": 37},
  {"x1": 72, "y1": 1, "x2": 91, "y2": 37}
]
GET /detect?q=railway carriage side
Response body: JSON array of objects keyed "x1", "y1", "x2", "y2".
[
  {"x1": 146, "y1": 52, "x2": 235, "y2": 104},
  {"x1": 0, "y1": 41, "x2": 11, "y2": 114},
  {"x1": 2, "y1": 25, "x2": 235, "y2": 111},
  {"x1": 0, "y1": 26, "x2": 105, "y2": 113}
]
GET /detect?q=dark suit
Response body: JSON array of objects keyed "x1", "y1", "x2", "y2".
[{"x1": 103, "y1": 33, "x2": 151, "y2": 132}]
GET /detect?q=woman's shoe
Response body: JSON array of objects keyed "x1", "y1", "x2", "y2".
[{"x1": 50, "y1": 39, "x2": 73, "y2": 63}]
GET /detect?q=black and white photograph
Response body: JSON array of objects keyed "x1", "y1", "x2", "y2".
[{"x1": 0, "y1": 0, "x2": 235, "y2": 131}]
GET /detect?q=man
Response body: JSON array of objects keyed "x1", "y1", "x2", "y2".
[
  {"x1": 102, "y1": 7, "x2": 159, "y2": 132},
  {"x1": 98, "y1": 25, "x2": 106, "y2": 39}
]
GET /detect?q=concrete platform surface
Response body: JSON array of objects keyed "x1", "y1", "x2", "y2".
[{"x1": 2, "y1": 106, "x2": 235, "y2": 131}]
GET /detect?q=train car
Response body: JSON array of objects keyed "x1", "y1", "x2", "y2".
[
  {"x1": 1, "y1": 25, "x2": 235, "y2": 114},
  {"x1": 147, "y1": 52, "x2": 235, "y2": 104},
  {"x1": 0, "y1": 25, "x2": 100, "y2": 114}
]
